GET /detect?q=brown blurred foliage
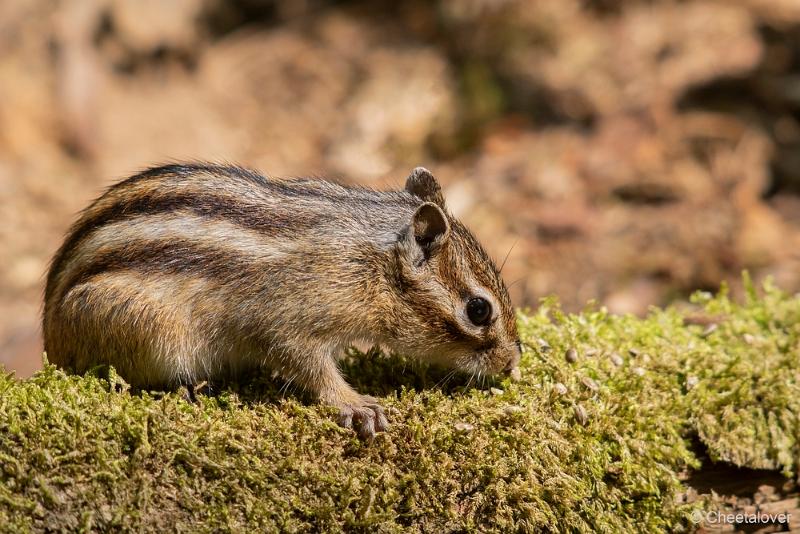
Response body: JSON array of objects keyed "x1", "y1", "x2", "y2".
[{"x1": 2, "y1": 0, "x2": 800, "y2": 375}]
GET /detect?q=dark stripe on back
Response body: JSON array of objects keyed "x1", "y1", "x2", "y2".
[
  {"x1": 116, "y1": 162, "x2": 273, "y2": 191},
  {"x1": 58, "y1": 239, "x2": 266, "y2": 302},
  {"x1": 126, "y1": 162, "x2": 404, "y2": 206},
  {"x1": 45, "y1": 190, "x2": 324, "y2": 304}
]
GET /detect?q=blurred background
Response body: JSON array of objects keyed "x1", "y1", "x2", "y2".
[{"x1": 2, "y1": 0, "x2": 800, "y2": 377}]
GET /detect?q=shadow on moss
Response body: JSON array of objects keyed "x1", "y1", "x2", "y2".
[{"x1": 215, "y1": 352, "x2": 500, "y2": 408}]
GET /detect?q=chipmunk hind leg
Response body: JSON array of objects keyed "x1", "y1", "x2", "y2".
[{"x1": 47, "y1": 271, "x2": 212, "y2": 389}]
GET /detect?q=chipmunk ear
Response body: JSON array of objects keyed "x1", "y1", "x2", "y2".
[
  {"x1": 405, "y1": 167, "x2": 445, "y2": 207},
  {"x1": 411, "y1": 202, "x2": 450, "y2": 253}
]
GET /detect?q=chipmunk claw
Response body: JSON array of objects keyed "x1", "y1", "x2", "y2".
[{"x1": 337, "y1": 395, "x2": 389, "y2": 440}]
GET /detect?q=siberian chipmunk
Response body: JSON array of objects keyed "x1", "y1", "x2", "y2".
[{"x1": 44, "y1": 164, "x2": 521, "y2": 439}]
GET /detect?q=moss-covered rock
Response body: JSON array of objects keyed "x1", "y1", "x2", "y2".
[{"x1": 1, "y1": 278, "x2": 798, "y2": 532}]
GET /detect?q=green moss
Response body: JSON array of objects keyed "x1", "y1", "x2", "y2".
[{"x1": 1, "y1": 278, "x2": 799, "y2": 532}]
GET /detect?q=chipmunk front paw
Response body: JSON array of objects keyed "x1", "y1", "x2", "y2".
[{"x1": 336, "y1": 395, "x2": 390, "y2": 440}]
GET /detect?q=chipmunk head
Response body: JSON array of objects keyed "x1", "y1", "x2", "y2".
[{"x1": 384, "y1": 167, "x2": 521, "y2": 376}]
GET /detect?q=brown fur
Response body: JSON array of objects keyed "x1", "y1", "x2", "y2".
[{"x1": 43, "y1": 163, "x2": 520, "y2": 439}]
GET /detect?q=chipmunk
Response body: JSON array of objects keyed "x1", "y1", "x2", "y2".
[{"x1": 43, "y1": 164, "x2": 521, "y2": 439}]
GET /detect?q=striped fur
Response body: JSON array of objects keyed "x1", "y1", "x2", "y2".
[{"x1": 43, "y1": 163, "x2": 520, "y2": 438}]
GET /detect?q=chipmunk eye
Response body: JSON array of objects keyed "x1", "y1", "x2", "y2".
[{"x1": 466, "y1": 297, "x2": 492, "y2": 326}]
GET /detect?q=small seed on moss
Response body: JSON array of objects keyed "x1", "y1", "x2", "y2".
[
  {"x1": 686, "y1": 376, "x2": 699, "y2": 390},
  {"x1": 490, "y1": 387, "x2": 504, "y2": 396},
  {"x1": 632, "y1": 366, "x2": 645, "y2": 376},
  {"x1": 565, "y1": 348, "x2": 579, "y2": 363},
  {"x1": 581, "y1": 377, "x2": 599, "y2": 392},
  {"x1": 742, "y1": 333, "x2": 755, "y2": 344},
  {"x1": 537, "y1": 338, "x2": 551, "y2": 352},
  {"x1": 454, "y1": 422, "x2": 475, "y2": 433},
  {"x1": 610, "y1": 353, "x2": 624, "y2": 367},
  {"x1": 628, "y1": 348, "x2": 640, "y2": 357},
  {"x1": 585, "y1": 348, "x2": 600, "y2": 357},
  {"x1": 574, "y1": 404, "x2": 589, "y2": 425},
  {"x1": 553, "y1": 383, "x2": 568, "y2": 395},
  {"x1": 700, "y1": 324, "x2": 718, "y2": 338},
  {"x1": 503, "y1": 405, "x2": 522, "y2": 416}
]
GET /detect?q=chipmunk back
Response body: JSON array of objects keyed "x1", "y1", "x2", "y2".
[{"x1": 43, "y1": 163, "x2": 521, "y2": 438}]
